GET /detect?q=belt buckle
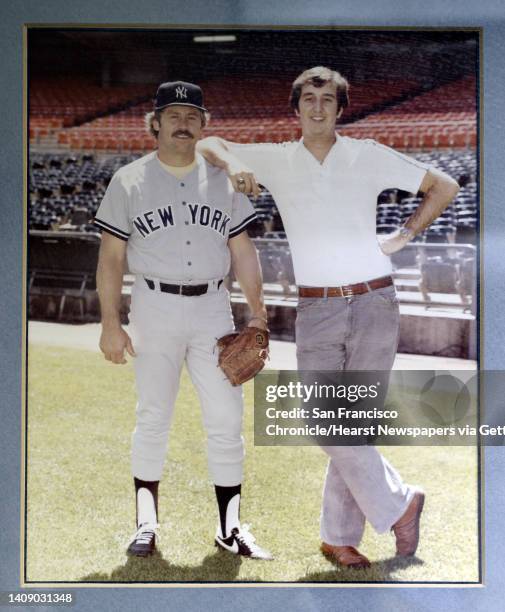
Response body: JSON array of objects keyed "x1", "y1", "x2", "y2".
[
  {"x1": 341, "y1": 285, "x2": 354, "y2": 298},
  {"x1": 179, "y1": 285, "x2": 184, "y2": 296}
]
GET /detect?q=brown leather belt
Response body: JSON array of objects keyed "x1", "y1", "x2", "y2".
[{"x1": 298, "y1": 275, "x2": 393, "y2": 298}]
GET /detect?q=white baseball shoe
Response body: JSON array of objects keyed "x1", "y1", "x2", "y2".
[
  {"x1": 126, "y1": 522, "x2": 159, "y2": 557},
  {"x1": 215, "y1": 524, "x2": 273, "y2": 560}
]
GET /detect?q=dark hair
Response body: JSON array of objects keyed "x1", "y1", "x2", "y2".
[{"x1": 289, "y1": 66, "x2": 350, "y2": 112}]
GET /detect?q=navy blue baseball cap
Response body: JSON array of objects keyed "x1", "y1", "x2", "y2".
[{"x1": 154, "y1": 81, "x2": 208, "y2": 112}]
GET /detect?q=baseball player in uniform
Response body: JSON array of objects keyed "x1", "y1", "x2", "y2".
[
  {"x1": 199, "y1": 67, "x2": 459, "y2": 567},
  {"x1": 94, "y1": 81, "x2": 272, "y2": 559}
]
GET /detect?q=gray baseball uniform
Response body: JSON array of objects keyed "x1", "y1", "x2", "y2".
[{"x1": 94, "y1": 151, "x2": 256, "y2": 485}]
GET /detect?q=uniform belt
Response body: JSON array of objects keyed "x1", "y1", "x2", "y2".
[
  {"x1": 144, "y1": 278, "x2": 223, "y2": 296},
  {"x1": 298, "y1": 275, "x2": 394, "y2": 298}
]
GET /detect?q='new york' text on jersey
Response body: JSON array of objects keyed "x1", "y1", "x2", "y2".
[{"x1": 94, "y1": 152, "x2": 256, "y2": 282}]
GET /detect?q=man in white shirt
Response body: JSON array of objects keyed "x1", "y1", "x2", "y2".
[{"x1": 198, "y1": 66, "x2": 459, "y2": 568}]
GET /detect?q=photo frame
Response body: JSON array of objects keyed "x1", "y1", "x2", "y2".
[{"x1": 2, "y1": 2, "x2": 504, "y2": 611}]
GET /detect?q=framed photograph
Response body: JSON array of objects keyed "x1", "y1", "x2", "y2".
[{"x1": 2, "y1": 2, "x2": 505, "y2": 611}]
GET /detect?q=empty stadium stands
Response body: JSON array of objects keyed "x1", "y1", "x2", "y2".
[
  {"x1": 29, "y1": 78, "x2": 154, "y2": 143},
  {"x1": 28, "y1": 70, "x2": 478, "y2": 328},
  {"x1": 339, "y1": 77, "x2": 476, "y2": 149},
  {"x1": 28, "y1": 147, "x2": 478, "y2": 320},
  {"x1": 30, "y1": 76, "x2": 476, "y2": 152},
  {"x1": 29, "y1": 149, "x2": 477, "y2": 241}
]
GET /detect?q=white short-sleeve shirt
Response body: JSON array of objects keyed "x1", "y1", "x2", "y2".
[
  {"x1": 94, "y1": 152, "x2": 256, "y2": 283},
  {"x1": 228, "y1": 136, "x2": 429, "y2": 286}
]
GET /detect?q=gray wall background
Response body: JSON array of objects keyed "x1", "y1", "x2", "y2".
[{"x1": 2, "y1": 1, "x2": 504, "y2": 610}]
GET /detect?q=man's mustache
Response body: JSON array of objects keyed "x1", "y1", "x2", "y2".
[{"x1": 172, "y1": 130, "x2": 194, "y2": 138}]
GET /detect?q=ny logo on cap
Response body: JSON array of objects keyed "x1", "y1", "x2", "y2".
[{"x1": 175, "y1": 86, "x2": 188, "y2": 99}]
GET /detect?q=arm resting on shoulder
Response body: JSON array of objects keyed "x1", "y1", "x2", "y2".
[
  {"x1": 228, "y1": 231, "x2": 267, "y2": 329},
  {"x1": 197, "y1": 137, "x2": 261, "y2": 198},
  {"x1": 96, "y1": 232, "x2": 136, "y2": 364}
]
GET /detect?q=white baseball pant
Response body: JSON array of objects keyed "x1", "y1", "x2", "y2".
[{"x1": 128, "y1": 277, "x2": 244, "y2": 486}]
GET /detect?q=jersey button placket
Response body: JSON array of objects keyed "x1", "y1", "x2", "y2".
[
  {"x1": 179, "y1": 181, "x2": 193, "y2": 280},
  {"x1": 180, "y1": 184, "x2": 192, "y2": 280},
  {"x1": 181, "y1": 185, "x2": 188, "y2": 231},
  {"x1": 186, "y1": 222, "x2": 193, "y2": 269},
  {"x1": 182, "y1": 200, "x2": 189, "y2": 233}
]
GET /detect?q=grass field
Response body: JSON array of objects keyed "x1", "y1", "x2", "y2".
[{"x1": 26, "y1": 345, "x2": 480, "y2": 584}]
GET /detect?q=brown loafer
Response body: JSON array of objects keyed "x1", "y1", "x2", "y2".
[
  {"x1": 321, "y1": 542, "x2": 371, "y2": 569},
  {"x1": 392, "y1": 489, "x2": 425, "y2": 556}
]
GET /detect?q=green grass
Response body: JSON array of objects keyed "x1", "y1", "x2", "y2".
[{"x1": 26, "y1": 345, "x2": 480, "y2": 584}]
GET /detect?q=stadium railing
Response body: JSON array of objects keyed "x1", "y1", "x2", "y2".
[
  {"x1": 27, "y1": 232, "x2": 477, "y2": 321},
  {"x1": 250, "y1": 238, "x2": 477, "y2": 311},
  {"x1": 29, "y1": 230, "x2": 101, "y2": 320}
]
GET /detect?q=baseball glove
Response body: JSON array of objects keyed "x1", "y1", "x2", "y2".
[{"x1": 217, "y1": 326, "x2": 269, "y2": 386}]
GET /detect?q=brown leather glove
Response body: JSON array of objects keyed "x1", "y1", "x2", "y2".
[{"x1": 217, "y1": 327, "x2": 269, "y2": 386}]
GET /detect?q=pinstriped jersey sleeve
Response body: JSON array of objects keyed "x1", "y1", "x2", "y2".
[
  {"x1": 228, "y1": 192, "x2": 257, "y2": 239},
  {"x1": 93, "y1": 173, "x2": 131, "y2": 241}
]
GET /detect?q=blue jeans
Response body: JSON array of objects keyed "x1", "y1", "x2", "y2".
[{"x1": 296, "y1": 285, "x2": 415, "y2": 545}]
